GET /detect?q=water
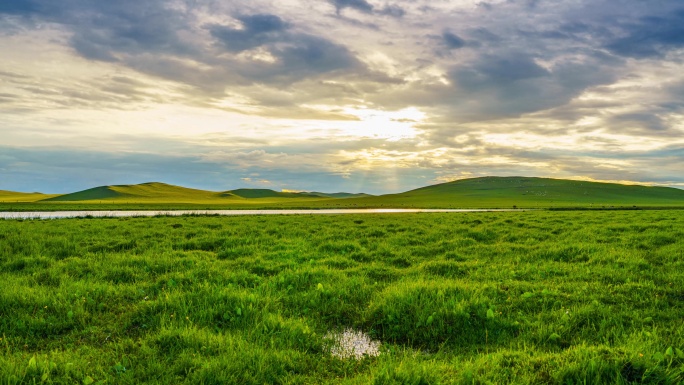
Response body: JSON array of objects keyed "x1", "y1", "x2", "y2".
[
  {"x1": 0, "y1": 208, "x2": 523, "y2": 219},
  {"x1": 325, "y1": 329, "x2": 381, "y2": 359}
]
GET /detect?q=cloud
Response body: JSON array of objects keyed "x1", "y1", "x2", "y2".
[
  {"x1": 272, "y1": 35, "x2": 360, "y2": 75},
  {"x1": 1, "y1": 3, "x2": 350, "y2": 90},
  {"x1": 328, "y1": 0, "x2": 405, "y2": 18},
  {"x1": 608, "y1": 113, "x2": 671, "y2": 135},
  {"x1": 3, "y1": 0, "x2": 628, "y2": 120},
  {"x1": 387, "y1": 51, "x2": 619, "y2": 122},
  {"x1": 239, "y1": 13, "x2": 288, "y2": 34},
  {"x1": 209, "y1": 14, "x2": 288, "y2": 53},
  {"x1": 330, "y1": 0, "x2": 374, "y2": 15},
  {"x1": 605, "y1": 9, "x2": 684, "y2": 58},
  {"x1": 0, "y1": 0, "x2": 38, "y2": 15},
  {"x1": 11, "y1": 1, "x2": 195, "y2": 61},
  {"x1": 442, "y1": 31, "x2": 466, "y2": 50},
  {"x1": 209, "y1": 17, "x2": 364, "y2": 87},
  {"x1": 378, "y1": 4, "x2": 406, "y2": 18},
  {"x1": 453, "y1": 54, "x2": 549, "y2": 86},
  {"x1": 1, "y1": 3, "x2": 372, "y2": 101}
]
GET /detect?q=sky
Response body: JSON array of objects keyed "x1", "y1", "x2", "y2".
[{"x1": 1, "y1": 0, "x2": 684, "y2": 194}]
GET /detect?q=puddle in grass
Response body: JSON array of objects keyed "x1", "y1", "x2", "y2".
[{"x1": 325, "y1": 329, "x2": 381, "y2": 359}]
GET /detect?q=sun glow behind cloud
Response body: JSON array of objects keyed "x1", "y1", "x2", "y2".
[{"x1": 336, "y1": 107, "x2": 424, "y2": 140}]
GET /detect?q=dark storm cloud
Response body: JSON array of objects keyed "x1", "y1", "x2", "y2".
[
  {"x1": 328, "y1": 0, "x2": 405, "y2": 18},
  {"x1": 239, "y1": 13, "x2": 289, "y2": 34},
  {"x1": 453, "y1": 55, "x2": 549, "y2": 87},
  {"x1": 466, "y1": 27, "x2": 501, "y2": 44},
  {"x1": 0, "y1": 1, "x2": 370, "y2": 101},
  {"x1": 381, "y1": 2, "x2": 684, "y2": 128},
  {"x1": 0, "y1": 0, "x2": 647, "y2": 117},
  {"x1": 608, "y1": 113, "x2": 671, "y2": 136},
  {"x1": 330, "y1": 0, "x2": 375, "y2": 14},
  {"x1": 423, "y1": 51, "x2": 617, "y2": 120},
  {"x1": 0, "y1": 0, "x2": 38, "y2": 15},
  {"x1": 360, "y1": 2, "x2": 637, "y2": 124},
  {"x1": 442, "y1": 31, "x2": 466, "y2": 50},
  {"x1": 606, "y1": 9, "x2": 684, "y2": 58},
  {"x1": 0, "y1": 0, "x2": 194, "y2": 59},
  {"x1": 555, "y1": 21, "x2": 613, "y2": 40},
  {"x1": 465, "y1": 1, "x2": 684, "y2": 61},
  {"x1": 68, "y1": 1, "x2": 194, "y2": 59},
  {"x1": 378, "y1": 5, "x2": 406, "y2": 18},
  {"x1": 208, "y1": 13, "x2": 363, "y2": 86},
  {"x1": 209, "y1": 14, "x2": 288, "y2": 53},
  {"x1": 274, "y1": 36, "x2": 359, "y2": 74}
]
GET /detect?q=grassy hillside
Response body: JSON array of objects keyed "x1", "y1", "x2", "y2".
[
  {"x1": 0, "y1": 190, "x2": 57, "y2": 203},
  {"x1": 43, "y1": 182, "x2": 235, "y2": 203},
  {"x1": 3, "y1": 177, "x2": 683, "y2": 210},
  {"x1": 1, "y1": 211, "x2": 683, "y2": 383},
  {"x1": 43, "y1": 183, "x2": 341, "y2": 204},
  {"x1": 41, "y1": 183, "x2": 363, "y2": 205},
  {"x1": 348, "y1": 176, "x2": 684, "y2": 208}
]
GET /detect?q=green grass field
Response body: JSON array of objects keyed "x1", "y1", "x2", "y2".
[
  {"x1": 2, "y1": 177, "x2": 684, "y2": 211},
  {"x1": 2, "y1": 211, "x2": 684, "y2": 384}
]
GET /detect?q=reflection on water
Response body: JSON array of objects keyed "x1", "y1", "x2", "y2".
[{"x1": 0, "y1": 208, "x2": 523, "y2": 219}]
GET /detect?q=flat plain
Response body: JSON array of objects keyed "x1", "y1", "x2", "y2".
[{"x1": 2, "y1": 210, "x2": 683, "y2": 384}]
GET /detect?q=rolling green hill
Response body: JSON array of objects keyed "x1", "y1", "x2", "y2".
[
  {"x1": 39, "y1": 183, "x2": 356, "y2": 204},
  {"x1": 0, "y1": 190, "x2": 57, "y2": 202},
  {"x1": 346, "y1": 176, "x2": 684, "y2": 208},
  {"x1": 42, "y1": 182, "x2": 232, "y2": 203},
  {"x1": 41, "y1": 183, "x2": 371, "y2": 204},
  {"x1": 4, "y1": 176, "x2": 683, "y2": 210}
]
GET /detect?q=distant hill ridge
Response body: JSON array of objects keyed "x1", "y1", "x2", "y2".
[
  {"x1": 40, "y1": 182, "x2": 372, "y2": 203},
  {"x1": 0, "y1": 190, "x2": 58, "y2": 203},
  {"x1": 43, "y1": 182, "x2": 221, "y2": 202},
  {"x1": 3, "y1": 176, "x2": 684, "y2": 207}
]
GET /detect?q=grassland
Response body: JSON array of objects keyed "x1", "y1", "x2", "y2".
[{"x1": 2, "y1": 211, "x2": 684, "y2": 384}]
